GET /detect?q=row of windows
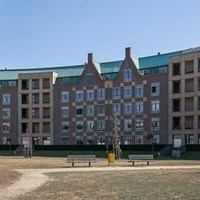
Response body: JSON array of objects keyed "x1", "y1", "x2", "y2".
[
  {"x1": 61, "y1": 83, "x2": 160, "y2": 103},
  {"x1": 0, "y1": 82, "x2": 159, "y2": 106},
  {"x1": 1, "y1": 100, "x2": 160, "y2": 120},
  {"x1": 61, "y1": 100, "x2": 160, "y2": 118},
  {"x1": 60, "y1": 118, "x2": 160, "y2": 133}
]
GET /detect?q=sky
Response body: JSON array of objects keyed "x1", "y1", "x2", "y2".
[{"x1": 0, "y1": 0, "x2": 200, "y2": 69}]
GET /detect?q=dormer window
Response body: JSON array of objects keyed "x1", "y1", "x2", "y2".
[
  {"x1": 124, "y1": 69, "x2": 132, "y2": 82},
  {"x1": 86, "y1": 74, "x2": 94, "y2": 86}
]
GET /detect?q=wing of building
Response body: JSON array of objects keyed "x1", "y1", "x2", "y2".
[{"x1": 0, "y1": 47, "x2": 200, "y2": 146}]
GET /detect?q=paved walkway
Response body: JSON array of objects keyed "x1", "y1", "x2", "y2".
[{"x1": 1, "y1": 165, "x2": 200, "y2": 200}]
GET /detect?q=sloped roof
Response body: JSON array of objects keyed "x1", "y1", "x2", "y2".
[
  {"x1": 0, "y1": 65, "x2": 85, "y2": 80},
  {"x1": 139, "y1": 51, "x2": 183, "y2": 69},
  {"x1": 0, "y1": 49, "x2": 188, "y2": 81}
]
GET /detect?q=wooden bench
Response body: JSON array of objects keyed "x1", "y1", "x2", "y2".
[
  {"x1": 67, "y1": 155, "x2": 97, "y2": 167},
  {"x1": 128, "y1": 155, "x2": 154, "y2": 166}
]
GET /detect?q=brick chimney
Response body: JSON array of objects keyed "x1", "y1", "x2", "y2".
[
  {"x1": 88, "y1": 53, "x2": 93, "y2": 63},
  {"x1": 125, "y1": 47, "x2": 131, "y2": 58}
]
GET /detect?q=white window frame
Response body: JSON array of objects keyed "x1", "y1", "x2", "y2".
[
  {"x1": 97, "y1": 88, "x2": 105, "y2": 101},
  {"x1": 76, "y1": 90, "x2": 83, "y2": 102},
  {"x1": 113, "y1": 103, "x2": 121, "y2": 115},
  {"x1": 2, "y1": 108, "x2": 10, "y2": 119},
  {"x1": 124, "y1": 86, "x2": 132, "y2": 99},
  {"x1": 61, "y1": 91, "x2": 69, "y2": 103},
  {"x1": 97, "y1": 136, "x2": 105, "y2": 145},
  {"x1": 87, "y1": 121, "x2": 94, "y2": 132},
  {"x1": 151, "y1": 83, "x2": 160, "y2": 97},
  {"x1": 97, "y1": 120, "x2": 105, "y2": 132},
  {"x1": 61, "y1": 121, "x2": 69, "y2": 133},
  {"x1": 135, "y1": 118, "x2": 143, "y2": 132},
  {"x1": 2, "y1": 94, "x2": 10, "y2": 105},
  {"x1": 76, "y1": 106, "x2": 84, "y2": 117},
  {"x1": 112, "y1": 87, "x2": 121, "y2": 100},
  {"x1": 76, "y1": 121, "x2": 84, "y2": 132},
  {"x1": 2, "y1": 122, "x2": 10, "y2": 134},
  {"x1": 97, "y1": 105, "x2": 105, "y2": 116},
  {"x1": 135, "y1": 85, "x2": 143, "y2": 98},
  {"x1": 124, "y1": 103, "x2": 132, "y2": 115},
  {"x1": 124, "y1": 119, "x2": 132, "y2": 132},
  {"x1": 86, "y1": 136, "x2": 94, "y2": 145},
  {"x1": 86, "y1": 105, "x2": 94, "y2": 117},
  {"x1": 61, "y1": 106, "x2": 69, "y2": 118},
  {"x1": 135, "y1": 102, "x2": 144, "y2": 114},
  {"x1": 151, "y1": 100, "x2": 160, "y2": 113},
  {"x1": 124, "y1": 69, "x2": 132, "y2": 82},
  {"x1": 87, "y1": 90, "x2": 94, "y2": 101},
  {"x1": 151, "y1": 118, "x2": 160, "y2": 131}
]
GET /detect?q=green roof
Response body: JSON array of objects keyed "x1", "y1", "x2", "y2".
[
  {"x1": 139, "y1": 51, "x2": 183, "y2": 69},
  {"x1": 0, "y1": 49, "x2": 186, "y2": 81},
  {"x1": 0, "y1": 65, "x2": 85, "y2": 80}
]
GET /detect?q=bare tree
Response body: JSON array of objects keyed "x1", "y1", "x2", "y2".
[{"x1": 109, "y1": 115, "x2": 122, "y2": 159}]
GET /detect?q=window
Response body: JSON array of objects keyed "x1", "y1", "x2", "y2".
[
  {"x1": 2, "y1": 108, "x2": 10, "y2": 119},
  {"x1": 61, "y1": 107, "x2": 69, "y2": 118},
  {"x1": 124, "y1": 103, "x2": 132, "y2": 115},
  {"x1": 173, "y1": 63, "x2": 181, "y2": 75},
  {"x1": 76, "y1": 106, "x2": 83, "y2": 117},
  {"x1": 97, "y1": 136, "x2": 105, "y2": 145},
  {"x1": 113, "y1": 103, "x2": 121, "y2": 115},
  {"x1": 124, "y1": 86, "x2": 132, "y2": 99},
  {"x1": 97, "y1": 88, "x2": 105, "y2": 101},
  {"x1": 151, "y1": 100, "x2": 160, "y2": 113},
  {"x1": 86, "y1": 74, "x2": 94, "y2": 86},
  {"x1": 151, "y1": 83, "x2": 160, "y2": 96},
  {"x1": 2, "y1": 94, "x2": 10, "y2": 105},
  {"x1": 124, "y1": 119, "x2": 132, "y2": 131},
  {"x1": 135, "y1": 119, "x2": 143, "y2": 131},
  {"x1": 86, "y1": 136, "x2": 94, "y2": 145},
  {"x1": 124, "y1": 69, "x2": 132, "y2": 82},
  {"x1": 151, "y1": 118, "x2": 160, "y2": 131},
  {"x1": 87, "y1": 90, "x2": 94, "y2": 101},
  {"x1": 61, "y1": 122, "x2": 69, "y2": 133},
  {"x1": 135, "y1": 85, "x2": 143, "y2": 98},
  {"x1": 86, "y1": 105, "x2": 94, "y2": 117},
  {"x1": 112, "y1": 87, "x2": 121, "y2": 99},
  {"x1": 61, "y1": 136, "x2": 69, "y2": 145},
  {"x1": 124, "y1": 136, "x2": 132, "y2": 145},
  {"x1": 76, "y1": 121, "x2": 84, "y2": 132},
  {"x1": 97, "y1": 120, "x2": 105, "y2": 132},
  {"x1": 159, "y1": 67, "x2": 167, "y2": 73},
  {"x1": 76, "y1": 136, "x2": 83, "y2": 145},
  {"x1": 185, "y1": 134, "x2": 194, "y2": 145},
  {"x1": 97, "y1": 105, "x2": 105, "y2": 116},
  {"x1": 135, "y1": 102, "x2": 143, "y2": 114},
  {"x1": 87, "y1": 121, "x2": 94, "y2": 132},
  {"x1": 2, "y1": 123, "x2": 10, "y2": 134},
  {"x1": 76, "y1": 90, "x2": 83, "y2": 102},
  {"x1": 61, "y1": 91, "x2": 69, "y2": 103}
]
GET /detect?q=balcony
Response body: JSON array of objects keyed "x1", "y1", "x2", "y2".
[{"x1": 185, "y1": 60, "x2": 194, "y2": 74}]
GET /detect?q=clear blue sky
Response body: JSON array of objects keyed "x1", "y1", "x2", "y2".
[{"x1": 0, "y1": 0, "x2": 200, "y2": 69}]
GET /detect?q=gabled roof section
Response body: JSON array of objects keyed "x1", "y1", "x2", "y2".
[
  {"x1": 139, "y1": 50, "x2": 183, "y2": 69},
  {"x1": 93, "y1": 61, "x2": 102, "y2": 74},
  {"x1": 100, "y1": 60, "x2": 123, "y2": 74}
]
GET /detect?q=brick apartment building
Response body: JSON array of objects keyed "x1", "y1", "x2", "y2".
[{"x1": 0, "y1": 47, "x2": 200, "y2": 146}]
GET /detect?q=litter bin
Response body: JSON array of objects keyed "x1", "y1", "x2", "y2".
[{"x1": 108, "y1": 153, "x2": 115, "y2": 164}]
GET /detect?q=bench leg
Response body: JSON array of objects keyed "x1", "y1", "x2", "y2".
[
  {"x1": 147, "y1": 161, "x2": 149, "y2": 166},
  {"x1": 72, "y1": 162, "x2": 74, "y2": 167},
  {"x1": 89, "y1": 162, "x2": 91, "y2": 167},
  {"x1": 132, "y1": 162, "x2": 134, "y2": 166}
]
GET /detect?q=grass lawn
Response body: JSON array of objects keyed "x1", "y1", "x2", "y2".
[
  {"x1": 0, "y1": 156, "x2": 200, "y2": 199},
  {"x1": 18, "y1": 169, "x2": 200, "y2": 200}
]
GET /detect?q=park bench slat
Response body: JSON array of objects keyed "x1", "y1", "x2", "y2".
[
  {"x1": 128, "y1": 155, "x2": 154, "y2": 166},
  {"x1": 67, "y1": 155, "x2": 96, "y2": 167}
]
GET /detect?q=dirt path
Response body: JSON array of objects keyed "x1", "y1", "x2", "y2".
[{"x1": 1, "y1": 165, "x2": 200, "y2": 200}]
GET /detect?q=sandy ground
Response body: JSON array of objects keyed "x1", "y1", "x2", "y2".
[{"x1": 1, "y1": 165, "x2": 200, "y2": 200}]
